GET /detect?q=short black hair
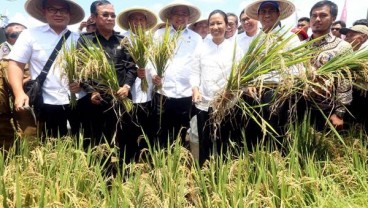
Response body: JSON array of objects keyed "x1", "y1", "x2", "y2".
[
  {"x1": 226, "y1": 12, "x2": 238, "y2": 25},
  {"x1": 209, "y1": 10, "x2": 228, "y2": 25},
  {"x1": 239, "y1": 9, "x2": 245, "y2": 19},
  {"x1": 298, "y1": 17, "x2": 310, "y2": 23},
  {"x1": 90, "y1": 0, "x2": 111, "y2": 14},
  {"x1": 332, "y1": 20, "x2": 346, "y2": 27},
  {"x1": 353, "y1": 19, "x2": 368, "y2": 27},
  {"x1": 310, "y1": 0, "x2": 338, "y2": 19}
]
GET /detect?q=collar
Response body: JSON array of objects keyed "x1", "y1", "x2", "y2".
[
  {"x1": 309, "y1": 32, "x2": 335, "y2": 47},
  {"x1": 41, "y1": 24, "x2": 69, "y2": 35}
]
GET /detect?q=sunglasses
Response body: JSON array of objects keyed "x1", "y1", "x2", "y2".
[{"x1": 6, "y1": 32, "x2": 21, "y2": 39}]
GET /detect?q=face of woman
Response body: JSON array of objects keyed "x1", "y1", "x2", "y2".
[{"x1": 209, "y1": 13, "x2": 227, "y2": 44}]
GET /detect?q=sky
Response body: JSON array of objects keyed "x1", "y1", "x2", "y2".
[{"x1": 1, "y1": 0, "x2": 367, "y2": 32}]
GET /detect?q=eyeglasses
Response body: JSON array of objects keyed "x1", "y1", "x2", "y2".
[
  {"x1": 46, "y1": 6, "x2": 69, "y2": 15},
  {"x1": 331, "y1": 28, "x2": 341, "y2": 31},
  {"x1": 99, "y1": 12, "x2": 116, "y2": 18},
  {"x1": 6, "y1": 32, "x2": 21, "y2": 39}
]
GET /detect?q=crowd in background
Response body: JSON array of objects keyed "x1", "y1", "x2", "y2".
[{"x1": 0, "y1": 0, "x2": 368, "y2": 167}]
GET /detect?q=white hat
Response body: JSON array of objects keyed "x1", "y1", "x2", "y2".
[
  {"x1": 159, "y1": 0, "x2": 201, "y2": 24},
  {"x1": 117, "y1": 7, "x2": 158, "y2": 31},
  {"x1": 340, "y1": 25, "x2": 368, "y2": 36},
  {"x1": 245, "y1": 0, "x2": 295, "y2": 21},
  {"x1": 24, "y1": 0, "x2": 85, "y2": 25},
  {"x1": 189, "y1": 18, "x2": 207, "y2": 31}
]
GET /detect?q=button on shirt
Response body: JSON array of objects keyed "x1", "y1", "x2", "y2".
[
  {"x1": 122, "y1": 30, "x2": 153, "y2": 103},
  {"x1": 151, "y1": 26, "x2": 202, "y2": 98},
  {"x1": 191, "y1": 38, "x2": 243, "y2": 111},
  {"x1": 9, "y1": 25, "x2": 86, "y2": 105}
]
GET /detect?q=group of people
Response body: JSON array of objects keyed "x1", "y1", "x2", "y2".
[{"x1": 0, "y1": 0, "x2": 367, "y2": 166}]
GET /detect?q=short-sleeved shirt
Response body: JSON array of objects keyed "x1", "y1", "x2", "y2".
[{"x1": 9, "y1": 25, "x2": 86, "y2": 105}]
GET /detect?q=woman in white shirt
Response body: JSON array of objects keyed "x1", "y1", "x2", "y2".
[{"x1": 191, "y1": 10, "x2": 242, "y2": 166}]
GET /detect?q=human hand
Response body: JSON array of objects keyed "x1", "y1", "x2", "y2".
[
  {"x1": 192, "y1": 87, "x2": 202, "y2": 103},
  {"x1": 69, "y1": 81, "x2": 81, "y2": 93},
  {"x1": 91, "y1": 91, "x2": 102, "y2": 105},
  {"x1": 14, "y1": 92, "x2": 29, "y2": 111},
  {"x1": 152, "y1": 75, "x2": 162, "y2": 86},
  {"x1": 137, "y1": 68, "x2": 146, "y2": 78}
]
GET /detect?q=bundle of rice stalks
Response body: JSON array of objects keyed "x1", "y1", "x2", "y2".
[
  {"x1": 60, "y1": 42, "x2": 79, "y2": 108},
  {"x1": 149, "y1": 25, "x2": 181, "y2": 91},
  {"x1": 210, "y1": 29, "x2": 319, "y2": 125},
  {"x1": 121, "y1": 25, "x2": 152, "y2": 92},
  {"x1": 77, "y1": 38, "x2": 133, "y2": 113}
]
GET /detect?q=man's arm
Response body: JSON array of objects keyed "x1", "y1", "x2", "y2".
[{"x1": 7, "y1": 60, "x2": 28, "y2": 110}]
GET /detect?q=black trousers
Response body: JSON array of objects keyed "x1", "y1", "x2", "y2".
[
  {"x1": 40, "y1": 95, "x2": 90, "y2": 138},
  {"x1": 117, "y1": 101, "x2": 153, "y2": 163},
  {"x1": 242, "y1": 89, "x2": 288, "y2": 150},
  {"x1": 153, "y1": 93, "x2": 192, "y2": 146},
  {"x1": 347, "y1": 89, "x2": 368, "y2": 131},
  {"x1": 196, "y1": 107, "x2": 237, "y2": 167}
]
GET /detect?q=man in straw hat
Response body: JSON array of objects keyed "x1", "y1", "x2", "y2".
[
  {"x1": 189, "y1": 18, "x2": 208, "y2": 39},
  {"x1": 7, "y1": 0, "x2": 89, "y2": 138},
  {"x1": 241, "y1": 0, "x2": 301, "y2": 148},
  {"x1": 117, "y1": 7, "x2": 157, "y2": 161},
  {"x1": 341, "y1": 25, "x2": 368, "y2": 131},
  {"x1": 152, "y1": 0, "x2": 202, "y2": 146},
  {"x1": 77, "y1": 1, "x2": 137, "y2": 156}
]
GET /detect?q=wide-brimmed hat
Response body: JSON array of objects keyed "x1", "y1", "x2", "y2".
[
  {"x1": 25, "y1": 0, "x2": 85, "y2": 25},
  {"x1": 159, "y1": 0, "x2": 201, "y2": 24},
  {"x1": 117, "y1": 7, "x2": 158, "y2": 31},
  {"x1": 245, "y1": 0, "x2": 295, "y2": 21},
  {"x1": 340, "y1": 25, "x2": 368, "y2": 36},
  {"x1": 189, "y1": 18, "x2": 207, "y2": 31}
]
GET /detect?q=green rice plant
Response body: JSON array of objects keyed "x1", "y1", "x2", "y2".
[
  {"x1": 77, "y1": 37, "x2": 133, "y2": 113},
  {"x1": 60, "y1": 42, "x2": 79, "y2": 109},
  {"x1": 121, "y1": 25, "x2": 153, "y2": 92}
]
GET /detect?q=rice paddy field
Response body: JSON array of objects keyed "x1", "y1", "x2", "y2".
[{"x1": 1, "y1": 120, "x2": 368, "y2": 208}]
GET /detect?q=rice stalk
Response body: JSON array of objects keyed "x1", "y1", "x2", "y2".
[
  {"x1": 60, "y1": 42, "x2": 79, "y2": 109},
  {"x1": 121, "y1": 25, "x2": 152, "y2": 92},
  {"x1": 77, "y1": 37, "x2": 133, "y2": 113},
  {"x1": 149, "y1": 24, "x2": 181, "y2": 91}
]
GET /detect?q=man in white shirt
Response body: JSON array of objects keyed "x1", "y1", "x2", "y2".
[
  {"x1": 7, "y1": 0, "x2": 87, "y2": 138},
  {"x1": 237, "y1": 9, "x2": 259, "y2": 53},
  {"x1": 153, "y1": 1, "x2": 202, "y2": 145},
  {"x1": 244, "y1": 0, "x2": 298, "y2": 148}
]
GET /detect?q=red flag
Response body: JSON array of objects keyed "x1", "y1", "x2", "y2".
[{"x1": 340, "y1": 0, "x2": 347, "y2": 22}]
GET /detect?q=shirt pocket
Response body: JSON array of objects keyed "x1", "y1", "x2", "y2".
[{"x1": 32, "y1": 43, "x2": 54, "y2": 65}]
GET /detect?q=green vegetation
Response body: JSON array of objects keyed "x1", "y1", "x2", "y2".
[{"x1": 1, "y1": 121, "x2": 367, "y2": 207}]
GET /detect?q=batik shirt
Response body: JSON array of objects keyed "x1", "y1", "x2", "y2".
[{"x1": 308, "y1": 33, "x2": 353, "y2": 117}]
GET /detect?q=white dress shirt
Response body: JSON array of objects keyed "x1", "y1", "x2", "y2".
[
  {"x1": 9, "y1": 25, "x2": 86, "y2": 105},
  {"x1": 191, "y1": 38, "x2": 243, "y2": 111},
  {"x1": 151, "y1": 26, "x2": 202, "y2": 98},
  {"x1": 237, "y1": 30, "x2": 259, "y2": 54},
  {"x1": 122, "y1": 30, "x2": 154, "y2": 103}
]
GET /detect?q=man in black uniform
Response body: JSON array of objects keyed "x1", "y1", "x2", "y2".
[{"x1": 77, "y1": 0, "x2": 137, "y2": 160}]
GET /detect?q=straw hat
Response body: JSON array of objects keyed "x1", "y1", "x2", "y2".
[
  {"x1": 117, "y1": 7, "x2": 158, "y2": 31},
  {"x1": 159, "y1": 0, "x2": 201, "y2": 24},
  {"x1": 340, "y1": 25, "x2": 368, "y2": 36},
  {"x1": 24, "y1": 0, "x2": 85, "y2": 25},
  {"x1": 245, "y1": 0, "x2": 295, "y2": 21},
  {"x1": 189, "y1": 19, "x2": 207, "y2": 31}
]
